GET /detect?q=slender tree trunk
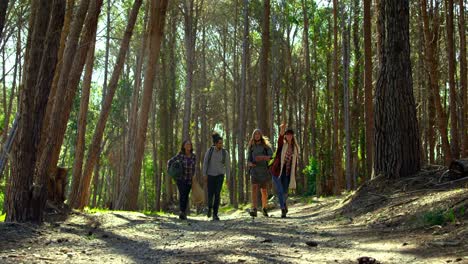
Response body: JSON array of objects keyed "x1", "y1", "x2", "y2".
[
  {"x1": 445, "y1": 0, "x2": 459, "y2": 159},
  {"x1": 0, "y1": 0, "x2": 8, "y2": 43},
  {"x1": 68, "y1": 32, "x2": 95, "y2": 207},
  {"x1": 182, "y1": 0, "x2": 201, "y2": 141},
  {"x1": 343, "y1": 7, "x2": 351, "y2": 190},
  {"x1": 116, "y1": 0, "x2": 169, "y2": 210},
  {"x1": 420, "y1": 0, "x2": 452, "y2": 165},
  {"x1": 332, "y1": 0, "x2": 343, "y2": 193},
  {"x1": 257, "y1": 0, "x2": 270, "y2": 136},
  {"x1": 458, "y1": 0, "x2": 467, "y2": 157},
  {"x1": 72, "y1": 0, "x2": 142, "y2": 209},
  {"x1": 352, "y1": 0, "x2": 361, "y2": 188},
  {"x1": 363, "y1": 0, "x2": 374, "y2": 180},
  {"x1": 374, "y1": 0, "x2": 421, "y2": 178}
]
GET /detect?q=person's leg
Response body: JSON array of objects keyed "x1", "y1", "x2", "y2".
[
  {"x1": 280, "y1": 173, "x2": 290, "y2": 215},
  {"x1": 177, "y1": 181, "x2": 188, "y2": 219},
  {"x1": 207, "y1": 176, "x2": 215, "y2": 217},
  {"x1": 213, "y1": 175, "x2": 224, "y2": 218},
  {"x1": 251, "y1": 184, "x2": 259, "y2": 209},
  {"x1": 272, "y1": 176, "x2": 285, "y2": 210},
  {"x1": 260, "y1": 185, "x2": 268, "y2": 217}
]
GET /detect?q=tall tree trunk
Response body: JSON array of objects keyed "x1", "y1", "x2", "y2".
[
  {"x1": 68, "y1": 32, "x2": 96, "y2": 207},
  {"x1": 352, "y1": 0, "x2": 361, "y2": 188},
  {"x1": 182, "y1": 0, "x2": 201, "y2": 141},
  {"x1": 374, "y1": 0, "x2": 421, "y2": 178},
  {"x1": 332, "y1": 0, "x2": 343, "y2": 193},
  {"x1": 238, "y1": 0, "x2": 249, "y2": 204},
  {"x1": 363, "y1": 0, "x2": 374, "y2": 180},
  {"x1": 257, "y1": 0, "x2": 270, "y2": 136},
  {"x1": 420, "y1": 0, "x2": 452, "y2": 165},
  {"x1": 0, "y1": 0, "x2": 8, "y2": 43},
  {"x1": 458, "y1": 0, "x2": 467, "y2": 157},
  {"x1": 6, "y1": 0, "x2": 65, "y2": 223},
  {"x1": 342, "y1": 7, "x2": 351, "y2": 190},
  {"x1": 445, "y1": 0, "x2": 459, "y2": 159},
  {"x1": 116, "y1": 0, "x2": 169, "y2": 210},
  {"x1": 68, "y1": 0, "x2": 141, "y2": 209},
  {"x1": 34, "y1": 0, "x2": 102, "y2": 217}
]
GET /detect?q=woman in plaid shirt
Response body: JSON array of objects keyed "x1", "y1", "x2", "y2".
[{"x1": 167, "y1": 140, "x2": 196, "y2": 220}]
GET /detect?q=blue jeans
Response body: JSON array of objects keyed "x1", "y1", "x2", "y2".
[{"x1": 272, "y1": 169, "x2": 290, "y2": 209}]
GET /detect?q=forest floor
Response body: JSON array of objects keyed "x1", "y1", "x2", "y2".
[{"x1": 1, "y1": 166, "x2": 467, "y2": 264}]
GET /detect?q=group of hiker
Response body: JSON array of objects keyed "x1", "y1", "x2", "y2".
[{"x1": 167, "y1": 123, "x2": 300, "y2": 221}]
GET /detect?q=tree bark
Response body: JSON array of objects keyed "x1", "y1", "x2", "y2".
[
  {"x1": 116, "y1": 0, "x2": 169, "y2": 210},
  {"x1": 6, "y1": 0, "x2": 65, "y2": 223},
  {"x1": 72, "y1": 0, "x2": 142, "y2": 209},
  {"x1": 363, "y1": 0, "x2": 374, "y2": 180},
  {"x1": 374, "y1": 0, "x2": 421, "y2": 178},
  {"x1": 0, "y1": 0, "x2": 8, "y2": 44},
  {"x1": 342, "y1": 7, "x2": 351, "y2": 190},
  {"x1": 332, "y1": 0, "x2": 343, "y2": 193},
  {"x1": 420, "y1": 0, "x2": 452, "y2": 165},
  {"x1": 68, "y1": 32, "x2": 96, "y2": 208},
  {"x1": 257, "y1": 0, "x2": 271, "y2": 137},
  {"x1": 445, "y1": 0, "x2": 459, "y2": 159},
  {"x1": 458, "y1": 0, "x2": 467, "y2": 157},
  {"x1": 34, "y1": 0, "x2": 102, "y2": 217}
]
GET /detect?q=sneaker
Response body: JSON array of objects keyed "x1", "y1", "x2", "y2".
[
  {"x1": 262, "y1": 208, "x2": 269, "y2": 217},
  {"x1": 212, "y1": 215, "x2": 220, "y2": 221},
  {"x1": 249, "y1": 208, "x2": 257, "y2": 217},
  {"x1": 179, "y1": 213, "x2": 187, "y2": 220},
  {"x1": 207, "y1": 207, "x2": 212, "y2": 218},
  {"x1": 281, "y1": 209, "x2": 287, "y2": 218}
]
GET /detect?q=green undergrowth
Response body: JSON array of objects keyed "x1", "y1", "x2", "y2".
[{"x1": 416, "y1": 207, "x2": 465, "y2": 227}]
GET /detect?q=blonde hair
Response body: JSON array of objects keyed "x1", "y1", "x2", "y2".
[{"x1": 248, "y1": 129, "x2": 271, "y2": 150}]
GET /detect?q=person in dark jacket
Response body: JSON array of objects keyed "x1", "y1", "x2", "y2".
[
  {"x1": 167, "y1": 140, "x2": 196, "y2": 220},
  {"x1": 247, "y1": 129, "x2": 273, "y2": 217}
]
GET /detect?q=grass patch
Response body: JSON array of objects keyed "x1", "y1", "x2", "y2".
[
  {"x1": 420, "y1": 208, "x2": 460, "y2": 226},
  {"x1": 143, "y1": 210, "x2": 168, "y2": 217}
]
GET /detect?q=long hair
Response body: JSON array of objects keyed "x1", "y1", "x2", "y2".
[
  {"x1": 284, "y1": 133, "x2": 299, "y2": 152},
  {"x1": 180, "y1": 139, "x2": 194, "y2": 154},
  {"x1": 248, "y1": 129, "x2": 271, "y2": 150}
]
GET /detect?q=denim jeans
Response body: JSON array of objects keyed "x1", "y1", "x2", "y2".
[
  {"x1": 177, "y1": 180, "x2": 192, "y2": 213},
  {"x1": 272, "y1": 169, "x2": 290, "y2": 209}
]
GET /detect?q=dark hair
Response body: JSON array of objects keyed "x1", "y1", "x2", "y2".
[
  {"x1": 285, "y1": 128, "x2": 294, "y2": 135},
  {"x1": 212, "y1": 132, "x2": 223, "y2": 144},
  {"x1": 180, "y1": 139, "x2": 193, "y2": 154}
]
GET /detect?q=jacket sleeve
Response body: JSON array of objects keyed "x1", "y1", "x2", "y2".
[
  {"x1": 277, "y1": 135, "x2": 284, "y2": 150},
  {"x1": 267, "y1": 146, "x2": 273, "y2": 157},
  {"x1": 247, "y1": 147, "x2": 253, "y2": 163}
]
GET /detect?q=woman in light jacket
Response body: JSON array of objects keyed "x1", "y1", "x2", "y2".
[{"x1": 270, "y1": 123, "x2": 300, "y2": 218}]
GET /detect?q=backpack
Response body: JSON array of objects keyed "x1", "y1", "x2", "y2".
[
  {"x1": 168, "y1": 157, "x2": 183, "y2": 181},
  {"x1": 207, "y1": 146, "x2": 227, "y2": 169}
]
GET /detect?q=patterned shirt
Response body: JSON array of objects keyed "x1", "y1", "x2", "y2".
[
  {"x1": 285, "y1": 145, "x2": 293, "y2": 176},
  {"x1": 167, "y1": 153, "x2": 196, "y2": 183}
]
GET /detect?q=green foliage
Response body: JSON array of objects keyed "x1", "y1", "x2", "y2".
[
  {"x1": 302, "y1": 156, "x2": 318, "y2": 195},
  {"x1": 421, "y1": 208, "x2": 460, "y2": 226},
  {"x1": 0, "y1": 214, "x2": 5, "y2": 222},
  {"x1": 0, "y1": 183, "x2": 4, "y2": 214}
]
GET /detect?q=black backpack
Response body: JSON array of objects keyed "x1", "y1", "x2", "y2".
[{"x1": 207, "y1": 146, "x2": 227, "y2": 168}]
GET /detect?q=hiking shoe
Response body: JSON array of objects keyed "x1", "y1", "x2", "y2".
[
  {"x1": 262, "y1": 208, "x2": 269, "y2": 217},
  {"x1": 281, "y1": 209, "x2": 287, "y2": 218},
  {"x1": 207, "y1": 207, "x2": 212, "y2": 218},
  {"x1": 249, "y1": 208, "x2": 257, "y2": 217},
  {"x1": 179, "y1": 213, "x2": 187, "y2": 220},
  {"x1": 212, "y1": 215, "x2": 220, "y2": 221},
  {"x1": 285, "y1": 204, "x2": 288, "y2": 214}
]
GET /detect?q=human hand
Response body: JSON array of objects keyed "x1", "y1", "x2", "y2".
[{"x1": 280, "y1": 123, "x2": 286, "y2": 135}]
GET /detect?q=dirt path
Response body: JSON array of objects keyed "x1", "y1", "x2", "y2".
[{"x1": 1, "y1": 194, "x2": 467, "y2": 264}]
